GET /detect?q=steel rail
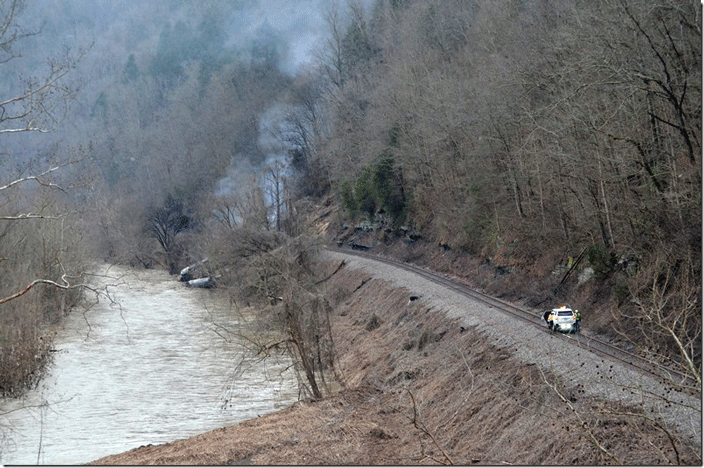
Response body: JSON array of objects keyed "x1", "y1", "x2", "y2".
[{"x1": 328, "y1": 246, "x2": 700, "y2": 393}]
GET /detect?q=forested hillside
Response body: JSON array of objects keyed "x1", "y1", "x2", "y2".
[
  {"x1": 304, "y1": 0, "x2": 702, "y2": 383},
  {"x1": 0, "y1": 0, "x2": 700, "y2": 396}
]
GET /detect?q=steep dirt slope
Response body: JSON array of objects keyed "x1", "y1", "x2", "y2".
[{"x1": 92, "y1": 252, "x2": 700, "y2": 465}]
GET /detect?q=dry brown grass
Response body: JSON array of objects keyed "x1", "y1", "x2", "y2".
[{"x1": 93, "y1": 258, "x2": 699, "y2": 465}]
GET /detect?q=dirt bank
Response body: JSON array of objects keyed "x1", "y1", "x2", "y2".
[{"x1": 92, "y1": 252, "x2": 700, "y2": 465}]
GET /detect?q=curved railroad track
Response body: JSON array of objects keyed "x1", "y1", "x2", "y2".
[{"x1": 329, "y1": 246, "x2": 700, "y2": 394}]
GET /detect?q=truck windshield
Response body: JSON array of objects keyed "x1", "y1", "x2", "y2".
[{"x1": 557, "y1": 311, "x2": 573, "y2": 316}]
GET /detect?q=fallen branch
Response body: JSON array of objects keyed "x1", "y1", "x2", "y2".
[
  {"x1": 538, "y1": 367, "x2": 621, "y2": 464},
  {"x1": 404, "y1": 388, "x2": 455, "y2": 465},
  {"x1": 315, "y1": 259, "x2": 346, "y2": 285},
  {"x1": 601, "y1": 409, "x2": 684, "y2": 465}
]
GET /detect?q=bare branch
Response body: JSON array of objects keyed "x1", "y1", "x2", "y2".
[
  {"x1": 0, "y1": 266, "x2": 118, "y2": 306},
  {"x1": 0, "y1": 278, "x2": 70, "y2": 305},
  {"x1": 0, "y1": 43, "x2": 84, "y2": 134},
  {"x1": 0, "y1": 126, "x2": 49, "y2": 134},
  {"x1": 0, "y1": 160, "x2": 80, "y2": 192},
  {"x1": 0, "y1": 213, "x2": 64, "y2": 220}
]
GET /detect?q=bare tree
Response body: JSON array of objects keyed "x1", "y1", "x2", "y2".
[
  {"x1": 319, "y1": 3, "x2": 347, "y2": 89},
  {"x1": 264, "y1": 159, "x2": 288, "y2": 232},
  {"x1": 252, "y1": 236, "x2": 339, "y2": 400},
  {"x1": 614, "y1": 252, "x2": 702, "y2": 386},
  {"x1": 148, "y1": 195, "x2": 193, "y2": 255},
  {"x1": 0, "y1": 0, "x2": 86, "y2": 398},
  {"x1": 206, "y1": 228, "x2": 339, "y2": 401}
]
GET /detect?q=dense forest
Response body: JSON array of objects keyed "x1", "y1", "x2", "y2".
[{"x1": 0, "y1": 0, "x2": 700, "y2": 397}]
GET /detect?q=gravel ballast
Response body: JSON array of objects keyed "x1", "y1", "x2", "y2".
[{"x1": 327, "y1": 250, "x2": 702, "y2": 452}]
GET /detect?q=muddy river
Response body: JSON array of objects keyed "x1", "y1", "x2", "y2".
[{"x1": 0, "y1": 265, "x2": 298, "y2": 465}]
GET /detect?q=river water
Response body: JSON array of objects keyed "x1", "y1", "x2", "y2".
[{"x1": 0, "y1": 265, "x2": 298, "y2": 465}]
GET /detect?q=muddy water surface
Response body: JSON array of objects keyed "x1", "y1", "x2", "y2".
[{"x1": 0, "y1": 265, "x2": 298, "y2": 465}]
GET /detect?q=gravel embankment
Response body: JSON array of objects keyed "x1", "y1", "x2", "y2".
[{"x1": 327, "y1": 250, "x2": 702, "y2": 451}]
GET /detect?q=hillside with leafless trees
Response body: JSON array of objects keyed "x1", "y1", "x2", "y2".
[
  {"x1": 297, "y1": 0, "x2": 701, "y2": 386},
  {"x1": 0, "y1": 0, "x2": 699, "y2": 405}
]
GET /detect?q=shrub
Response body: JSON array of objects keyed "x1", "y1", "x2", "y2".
[
  {"x1": 339, "y1": 180, "x2": 358, "y2": 219},
  {"x1": 612, "y1": 278, "x2": 630, "y2": 305},
  {"x1": 586, "y1": 243, "x2": 613, "y2": 278},
  {"x1": 372, "y1": 155, "x2": 408, "y2": 226},
  {"x1": 340, "y1": 156, "x2": 409, "y2": 226},
  {"x1": 353, "y1": 165, "x2": 377, "y2": 220}
]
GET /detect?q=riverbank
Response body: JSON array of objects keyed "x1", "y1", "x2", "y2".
[
  {"x1": 0, "y1": 265, "x2": 300, "y2": 465},
  {"x1": 92, "y1": 252, "x2": 700, "y2": 465}
]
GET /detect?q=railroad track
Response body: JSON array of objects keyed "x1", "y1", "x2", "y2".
[{"x1": 329, "y1": 246, "x2": 700, "y2": 393}]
